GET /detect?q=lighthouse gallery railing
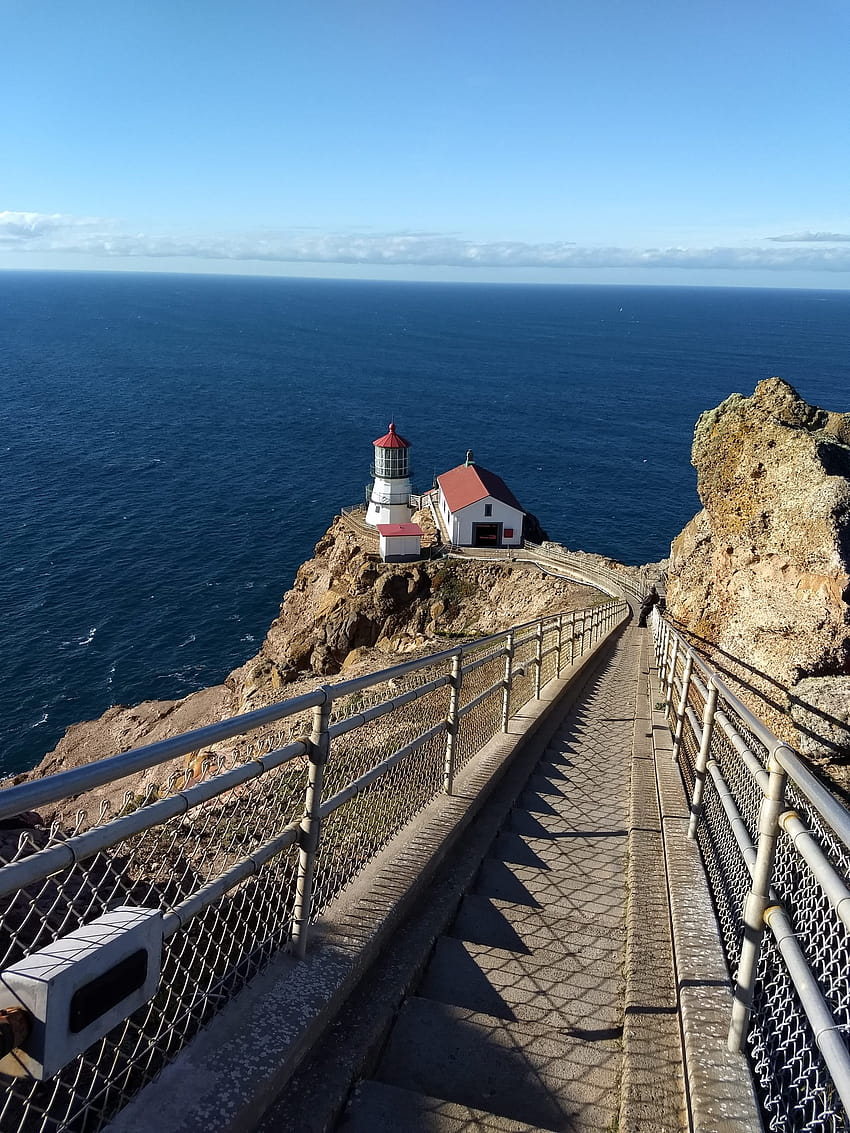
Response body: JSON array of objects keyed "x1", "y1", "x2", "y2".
[{"x1": 0, "y1": 598, "x2": 625, "y2": 1133}]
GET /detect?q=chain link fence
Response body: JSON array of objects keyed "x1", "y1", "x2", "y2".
[
  {"x1": 654, "y1": 616, "x2": 850, "y2": 1133},
  {"x1": 0, "y1": 598, "x2": 626, "y2": 1132}
]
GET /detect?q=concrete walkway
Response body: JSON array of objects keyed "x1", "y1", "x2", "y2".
[{"x1": 336, "y1": 628, "x2": 685, "y2": 1132}]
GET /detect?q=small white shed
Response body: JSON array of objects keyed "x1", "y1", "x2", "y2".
[
  {"x1": 436, "y1": 461, "x2": 525, "y2": 548},
  {"x1": 377, "y1": 522, "x2": 423, "y2": 563}
]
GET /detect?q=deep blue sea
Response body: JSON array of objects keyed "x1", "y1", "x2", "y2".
[{"x1": 2, "y1": 271, "x2": 848, "y2": 776}]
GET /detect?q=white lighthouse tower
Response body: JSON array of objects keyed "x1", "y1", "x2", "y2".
[{"x1": 366, "y1": 422, "x2": 413, "y2": 527}]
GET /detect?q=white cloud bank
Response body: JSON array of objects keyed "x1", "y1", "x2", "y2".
[
  {"x1": 767, "y1": 231, "x2": 850, "y2": 243},
  {"x1": 4, "y1": 210, "x2": 850, "y2": 273}
]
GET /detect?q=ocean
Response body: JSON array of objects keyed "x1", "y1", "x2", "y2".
[{"x1": 2, "y1": 271, "x2": 848, "y2": 777}]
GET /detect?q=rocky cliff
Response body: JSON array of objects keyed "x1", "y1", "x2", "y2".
[
  {"x1": 666, "y1": 378, "x2": 850, "y2": 783},
  {"x1": 226, "y1": 515, "x2": 603, "y2": 713},
  {"x1": 12, "y1": 514, "x2": 610, "y2": 828}
]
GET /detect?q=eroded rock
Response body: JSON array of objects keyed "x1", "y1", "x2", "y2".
[
  {"x1": 666, "y1": 378, "x2": 850, "y2": 784},
  {"x1": 16, "y1": 516, "x2": 609, "y2": 829}
]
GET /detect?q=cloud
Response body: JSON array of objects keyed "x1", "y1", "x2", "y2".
[
  {"x1": 5, "y1": 210, "x2": 850, "y2": 272},
  {"x1": 767, "y1": 231, "x2": 850, "y2": 243},
  {"x1": 0, "y1": 210, "x2": 108, "y2": 245}
]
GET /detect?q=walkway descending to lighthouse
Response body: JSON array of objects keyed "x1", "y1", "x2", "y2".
[
  {"x1": 2, "y1": 595, "x2": 773, "y2": 1133},
  {"x1": 336, "y1": 625, "x2": 679, "y2": 1132},
  {"x1": 257, "y1": 625, "x2": 745, "y2": 1133}
]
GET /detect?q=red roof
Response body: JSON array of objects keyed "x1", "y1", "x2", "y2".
[
  {"x1": 377, "y1": 523, "x2": 423, "y2": 538},
  {"x1": 373, "y1": 422, "x2": 410, "y2": 449},
  {"x1": 437, "y1": 464, "x2": 525, "y2": 514}
]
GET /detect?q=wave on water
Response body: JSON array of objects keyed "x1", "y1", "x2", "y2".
[
  {"x1": 78, "y1": 627, "x2": 98, "y2": 646},
  {"x1": 178, "y1": 634, "x2": 197, "y2": 648}
]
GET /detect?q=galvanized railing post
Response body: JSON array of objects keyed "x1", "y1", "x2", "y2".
[
  {"x1": 671, "y1": 653, "x2": 694, "y2": 763},
  {"x1": 660, "y1": 621, "x2": 672, "y2": 687},
  {"x1": 291, "y1": 689, "x2": 332, "y2": 959},
  {"x1": 665, "y1": 636, "x2": 679, "y2": 712},
  {"x1": 444, "y1": 652, "x2": 463, "y2": 794},
  {"x1": 556, "y1": 613, "x2": 564, "y2": 677},
  {"x1": 728, "y1": 749, "x2": 789, "y2": 1052},
  {"x1": 501, "y1": 630, "x2": 514, "y2": 731},
  {"x1": 687, "y1": 680, "x2": 719, "y2": 839},
  {"x1": 534, "y1": 619, "x2": 544, "y2": 698},
  {"x1": 569, "y1": 611, "x2": 576, "y2": 665},
  {"x1": 654, "y1": 615, "x2": 666, "y2": 672}
]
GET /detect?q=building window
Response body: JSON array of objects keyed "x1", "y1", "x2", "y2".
[
  {"x1": 484, "y1": 503, "x2": 492, "y2": 516},
  {"x1": 504, "y1": 528, "x2": 514, "y2": 538}
]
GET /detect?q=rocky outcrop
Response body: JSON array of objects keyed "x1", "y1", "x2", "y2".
[
  {"x1": 14, "y1": 517, "x2": 608, "y2": 828},
  {"x1": 666, "y1": 378, "x2": 850, "y2": 782},
  {"x1": 226, "y1": 516, "x2": 601, "y2": 713}
]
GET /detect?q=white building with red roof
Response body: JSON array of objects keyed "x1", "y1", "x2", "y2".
[
  {"x1": 436, "y1": 454, "x2": 525, "y2": 549},
  {"x1": 366, "y1": 422, "x2": 413, "y2": 528},
  {"x1": 377, "y1": 521, "x2": 423, "y2": 563}
]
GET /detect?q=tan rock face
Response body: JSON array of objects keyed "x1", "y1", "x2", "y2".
[
  {"x1": 18, "y1": 517, "x2": 606, "y2": 830},
  {"x1": 227, "y1": 516, "x2": 602, "y2": 712},
  {"x1": 666, "y1": 378, "x2": 850, "y2": 781}
]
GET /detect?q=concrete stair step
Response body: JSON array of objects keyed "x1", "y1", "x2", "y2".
[
  {"x1": 373, "y1": 997, "x2": 619, "y2": 1133},
  {"x1": 531, "y1": 761, "x2": 569, "y2": 781},
  {"x1": 514, "y1": 784, "x2": 627, "y2": 826},
  {"x1": 451, "y1": 893, "x2": 626, "y2": 955},
  {"x1": 491, "y1": 830, "x2": 626, "y2": 875},
  {"x1": 474, "y1": 860, "x2": 625, "y2": 927},
  {"x1": 419, "y1": 936, "x2": 623, "y2": 1031},
  {"x1": 507, "y1": 806, "x2": 628, "y2": 841},
  {"x1": 338, "y1": 1080, "x2": 550, "y2": 1132},
  {"x1": 514, "y1": 789, "x2": 564, "y2": 816},
  {"x1": 526, "y1": 773, "x2": 567, "y2": 798}
]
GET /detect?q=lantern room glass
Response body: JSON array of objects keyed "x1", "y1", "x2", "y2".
[{"x1": 374, "y1": 446, "x2": 409, "y2": 479}]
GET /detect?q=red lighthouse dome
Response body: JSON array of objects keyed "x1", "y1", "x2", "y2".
[{"x1": 373, "y1": 422, "x2": 410, "y2": 449}]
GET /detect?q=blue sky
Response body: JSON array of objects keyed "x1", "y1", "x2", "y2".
[{"x1": 3, "y1": 0, "x2": 850, "y2": 286}]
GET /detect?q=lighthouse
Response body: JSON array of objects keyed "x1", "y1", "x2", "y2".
[{"x1": 366, "y1": 422, "x2": 413, "y2": 527}]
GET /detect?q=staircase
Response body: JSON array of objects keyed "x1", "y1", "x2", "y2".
[{"x1": 337, "y1": 629, "x2": 683, "y2": 1132}]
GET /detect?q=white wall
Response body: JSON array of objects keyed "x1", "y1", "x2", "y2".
[
  {"x1": 366, "y1": 474, "x2": 412, "y2": 526},
  {"x1": 379, "y1": 533, "x2": 421, "y2": 561},
  {"x1": 439, "y1": 493, "x2": 524, "y2": 547}
]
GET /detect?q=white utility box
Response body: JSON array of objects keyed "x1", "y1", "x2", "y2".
[{"x1": 0, "y1": 906, "x2": 163, "y2": 1079}]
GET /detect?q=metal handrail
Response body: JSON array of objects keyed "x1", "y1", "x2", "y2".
[
  {"x1": 659, "y1": 617, "x2": 850, "y2": 850},
  {"x1": 0, "y1": 615, "x2": 565, "y2": 825},
  {"x1": 0, "y1": 691, "x2": 326, "y2": 823},
  {"x1": 652, "y1": 610, "x2": 850, "y2": 1129},
  {"x1": 0, "y1": 594, "x2": 629, "y2": 1132}
]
